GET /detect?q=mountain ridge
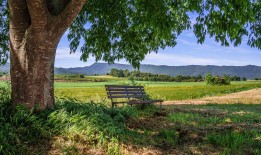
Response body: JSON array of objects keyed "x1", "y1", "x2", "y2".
[
  {"x1": 54, "y1": 63, "x2": 261, "y2": 79},
  {"x1": 1, "y1": 62, "x2": 261, "y2": 79}
]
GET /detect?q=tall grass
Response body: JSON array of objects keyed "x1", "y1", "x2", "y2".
[
  {"x1": 1, "y1": 84, "x2": 261, "y2": 154},
  {"x1": 0, "y1": 87, "x2": 136, "y2": 154},
  {"x1": 207, "y1": 131, "x2": 261, "y2": 154}
]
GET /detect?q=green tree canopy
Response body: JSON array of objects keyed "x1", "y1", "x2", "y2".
[{"x1": 1, "y1": 0, "x2": 261, "y2": 68}]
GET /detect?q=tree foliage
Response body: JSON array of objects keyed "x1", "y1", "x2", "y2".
[
  {"x1": 68, "y1": 0, "x2": 193, "y2": 68},
  {"x1": 1, "y1": 0, "x2": 261, "y2": 67},
  {"x1": 0, "y1": 0, "x2": 9, "y2": 64},
  {"x1": 205, "y1": 73, "x2": 230, "y2": 86},
  {"x1": 110, "y1": 68, "x2": 204, "y2": 82}
]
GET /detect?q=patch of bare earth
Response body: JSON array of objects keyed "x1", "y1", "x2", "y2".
[{"x1": 163, "y1": 88, "x2": 261, "y2": 105}]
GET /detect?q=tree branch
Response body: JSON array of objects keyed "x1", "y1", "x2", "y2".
[
  {"x1": 8, "y1": 0, "x2": 31, "y2": 42},
  {"x1": 54, "y1": 0, "x2": 87, "y2": 35},
  {"x1": 26, "y1": 0, "x2": 49, "y2": 31}
]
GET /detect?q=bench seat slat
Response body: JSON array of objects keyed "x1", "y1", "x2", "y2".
[
  {"x1": 128, "y1": 100, "x2": 163, "y2": 104},
  {"x1": 106, "y1": 88, "x2": 144, "y2": 91},
  {"x1": 105, "y1": 85, "x2": 143, "y2": 88},
  {"x1": 108, "y1": 95, "x2": 145, "y2": 99},
  {"x1": 107, "y1": 92, "x2": 145, "y2": 95}
]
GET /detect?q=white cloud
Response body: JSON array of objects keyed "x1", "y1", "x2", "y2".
[
  {"x1": 143, "y1": 53, "x2": 216, "y2": 65},
  {"x1": 56, "y1": 47, "x2": 81, "y2": 59},
  {"x1": 142, "y1": 52, "x2": 257, "y2": 66},
  {"x1": 177, "y1": 39, "x2": 197, "y2": 46},
  {"x1": 55, "y1": 47, "x2": 96, "y2": 68}
]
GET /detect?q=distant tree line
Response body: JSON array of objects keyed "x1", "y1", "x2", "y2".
[
  {"x1": 0, "y1": 72, "x2": 8, "y2": 77},
  {"x1": 109, "y1": 68, "x2": 203, "y2": 82},
  {"x1": 109, "y1": 69, "x2": 249, "y2": 82}
]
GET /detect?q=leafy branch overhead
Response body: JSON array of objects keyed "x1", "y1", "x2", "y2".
[
  {"x1": 0, "y1": 0, "x2": 9, "y2": 64},
  {"x1": 1, "y1": 0, "x2": 261, "y2": 67}
]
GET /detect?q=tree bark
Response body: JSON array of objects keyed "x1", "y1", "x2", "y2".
[
  {"x1": 8, "y1": 0, "x2": 87, "y2": 110},
  {"x1": 10, "y1": 28, "x2": 60, "y2": 110}
]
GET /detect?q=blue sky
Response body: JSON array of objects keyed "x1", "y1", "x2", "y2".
[{"x1": 55, "y1": 29, "x2": 261, "y2": 68}]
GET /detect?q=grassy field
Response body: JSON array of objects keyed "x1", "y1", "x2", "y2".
[
  {"x1": 1, "y1": 98, "x2": 260, "y2": 154},
  {"x1": 1, "y1": 77, "x2": 261, "y2": 154},
  {"x1": 125, "y1": 104, "x2": 261, "y2": 154},
  {"x1": 55, "y1": 80, "x2": 261, "y2": 102},
  {"x1": 1, "y1": 79, "x2": 261, "y2": 102}
]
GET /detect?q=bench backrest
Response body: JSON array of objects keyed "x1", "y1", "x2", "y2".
[{"x1": 105, "y1": 85, "x2": 146, "y2": 106}]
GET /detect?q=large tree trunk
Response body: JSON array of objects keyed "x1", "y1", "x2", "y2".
[
  {"x1": 10, "y1": 29, "x2": 59, "y2": 110},
  {"x1": 8, "y1": 0, "x2": 87, "y2": 110}
]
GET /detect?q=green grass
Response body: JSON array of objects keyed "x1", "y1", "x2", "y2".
[
  {"x1": 54, "y1": 75, "x2": 125, "y2": 82},
  {"x1": 0, "y1": 87, "x2": 135, "y2": 154},
  {"x1": 126, "y1": 104, "x2": 261, "y2": 154},
  {"x1": 1, "y1": 80, "x2": 261, "y2": 102},
  {"x1": 1, "y1": 84, "x2": 261, "y2": 154},
  {"x1": 0, "y1": 81, "x2": 8, "y2": 87},
  {"x1": 54, "y1": 80, "x2": 261, "y2": 101}
]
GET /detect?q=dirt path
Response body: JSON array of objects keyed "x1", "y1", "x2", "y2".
[{"x1": 163, "y1": 88, "x2": 261, "y2": 105}]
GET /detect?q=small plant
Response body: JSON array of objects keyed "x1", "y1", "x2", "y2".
[
  {"x1": 156, "y1": 129, "x2": 179, "y2": 147},
  {"x1": 107, "y1": 137, "x2": 120, "y2": 155}
]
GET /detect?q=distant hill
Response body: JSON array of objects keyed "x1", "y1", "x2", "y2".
[
  {"x1": 55, "y1": 63, "x2": 134, "y2": 75},
  {"x1": 55, "y1": 63, "x2": 261, "y2": 79},
  {"x1": 2, "y1": 62, "x2": 261, "y2": 79}
]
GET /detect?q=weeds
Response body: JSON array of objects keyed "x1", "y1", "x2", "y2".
[
  {"x1": 156, "y1": 128, "x2": 179, "y2": 148},
  {"x1": 207, "y1": 131, "x2": 261, "y2": 154}
]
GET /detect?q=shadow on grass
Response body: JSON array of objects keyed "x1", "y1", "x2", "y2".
[
  {"x1": 0, "y1": 94, "x2": 142, "y2": 154},
  {"x1": 1, "y1": 91, "x2": 261, "y2": 155}
]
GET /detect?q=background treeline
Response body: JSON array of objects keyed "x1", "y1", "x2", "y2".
[
  {"x1": 109, "y1": 68, "x2": 247, "y2": 82},
  {"x1": 0, "y1": 72, "x2": 8, "y2": 77},
  {"x1": 110, "y1": 69, "x2": 203, "y2": 82}
]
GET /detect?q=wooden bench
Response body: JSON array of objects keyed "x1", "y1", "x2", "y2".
[{"x1": 105, "y1": 85, "x2": 163, "y2": 108}]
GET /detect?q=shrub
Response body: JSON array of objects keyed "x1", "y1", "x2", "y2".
[
  {"x1": 241, "y1": 77, "x2": 247, "y2": 81},
  {"x1": 79, "y1": 74, "x2": 85, "y2": 78},
  {"x1": 205, "y1": 73, "x2": 230, "y2": 85}
]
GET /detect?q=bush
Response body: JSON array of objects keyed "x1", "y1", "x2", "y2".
[
  {"x1": 241, "y1": 77, "x2": 247, "y2": 81},
  {"x1": 205, "y1": 73, "x2": 230, "y2": 85},
  {"x1": 79, "y1": 74, "x2": 85, "y2": 78}
]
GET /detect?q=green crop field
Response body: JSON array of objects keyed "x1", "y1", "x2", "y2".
[
  {"x1": 55, "y1": 80, "x2": 261, "y2": 102},
  {"x1": 1, "y1": 79, "x2": 261, "y2": 102}
]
